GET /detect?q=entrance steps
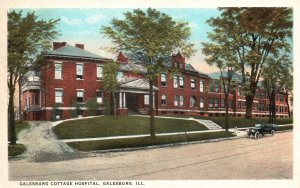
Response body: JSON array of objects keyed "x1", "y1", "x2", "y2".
[
  {"x1": 197, "y1": 119, "x2": 222, "y2": 130},
  {"x1": 138, "y1": 109, "x2": 149, "y2": 115}
]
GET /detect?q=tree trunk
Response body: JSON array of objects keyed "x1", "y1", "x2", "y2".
[
  {"x1": 245, "y1": 81, "x2": 257, "y2": 119},
  {"x1": 272, "y1": 91, "x2": 277, "y2": 124},
  {"x1": 268, "y1": 93, "x2": 272, "y2": 123},
  {"x1": 285, "y1": 91, "x2": 291, "y2": 119},
  {"x1": 112, "y1": 92, "x2": 117, "y2": 117},
  {"x1": 18, "y1": 80, "x2": 22, "y2": 121},
  {"x1": 225, "y1": 93, "x2": 229, "y2": 132},
  {"x1": 245, "y1": 94, "x2": 254, "y2": 119},
  {"x1": 8, "y1": 87, "x2": 17, "y2": 145},
  {"x1": 149, "y1": 79, "x2": 155, "y2": 137}
]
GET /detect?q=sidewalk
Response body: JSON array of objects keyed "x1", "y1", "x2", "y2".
[{"x1": 61, "y1": 129, "x2": 224, "y2": 143}]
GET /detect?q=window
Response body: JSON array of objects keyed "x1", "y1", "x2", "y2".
[
  {"x1": 200, "y1": 81, "x2": 204, "y2": 92},
  {"x1": 161, "y1": 94, "x2": 167, "y2": 105},
  {"x1": 77, "y1": 90, "x2": 84, "y2": 103},
  {"x1": 179, "y1": 95, "x2": 184, "y2": 106},
  {"x1": 96, "y1": 91, "x2": 103, "y2": 104},
  {"x1": 117, "y1": 71, "x2": 123, "y2": 81},
  {"x1": 200, "y1": 97, "x2": 204, "y2": 108},
  {"x1": 173, "y1": 75, "x2": 178, "y2": 88},
  {"x1": 55, "y1": 63, "x2": 62, "y2": 79},
  {"x1": 215, "y1": 84, "x2": 219, "y2": 93},
  {"x1": 190, "y1": 96, "x2": 196, "y2": 107},
  {"x1": 209, "y1": 99, "x2": 214, "y2": 108},
  {"x1": 221, "y1": 99, "x2": 225, "y2": 108},
  {"x1": 191, "y1": 78, "x2": 195, "y2": 89},
  {"x1": 179, "y1": 63, "x2": 183, "y2": 69},
  {"x1": 161, "y1": 73, "x2": 167, "y2": 86},
  {"x1": 214, "y1": 98, "x2": 219, "y2": 108},
  {"x1": 174, "y1": 62, "x2": 178, "y2": 68},
  {"x1": 238, "y1": 101, "x2": 241, "y2": 109},
  {"x1": 174, "y1": 95, "x2": 179, "y2": 106},
  {"x1": 76, "y1": 64, "x2": 83, "y2": 79},
  {"x1": 179, "y1": 76, "x2": 184, "y2": 88},
  {"x1": 55, "y1": 90, "x2": 63, "y2": 103},
  {"x1": 97, "y1": 66, "x2": 103, "y2": 80},
  {"x1": 144, "y1": 94, "x2": 149, "y2": 105}
]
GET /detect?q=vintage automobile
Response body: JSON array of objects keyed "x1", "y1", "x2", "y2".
[{"x1": 246, "y1": 124, "x2": 277, "y2": 139}]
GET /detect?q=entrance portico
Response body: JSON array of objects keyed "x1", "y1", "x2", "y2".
[{"x1": 117, "y1": 78, "x2": 158, "y2": 116}]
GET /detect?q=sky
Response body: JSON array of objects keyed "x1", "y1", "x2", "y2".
[{"x1": 15, "y1": 8, "x2": 221, "y2": 73}]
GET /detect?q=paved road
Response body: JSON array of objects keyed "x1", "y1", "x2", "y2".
[{"x1": 9, "y1": 131, "x2": 292, "y2": 180}]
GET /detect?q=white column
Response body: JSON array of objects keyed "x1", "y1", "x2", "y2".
[
  {"x1": 39, "y1": 90, "x2": 42, "y2": 107},
  {"x1": 153, "y1": 94, "x2": 155, "y2": 108},
  {"x1": 123, "y1": 92, "x2": 126, "y2": 108},
  {"x1": 26, "y1": 90, "x2": 29, "y2": 108},
  {"x1": 119, "y1": 92, "x2": 122, "y2": 108}
]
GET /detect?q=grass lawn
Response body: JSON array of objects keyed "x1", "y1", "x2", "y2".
[
  {"x1": 15, "y1": 121, "x2": 30, "y2": 134},
  {"x1": 8, "y1": 121, "x2": 30, "y2": 156},
  {"x1": 53, "y1": 116, "x2": 208, "y2": 139},
  {"x1": 8, "y1": 144, "x2": 26, "y2": 156},
  {"x1": 68, "y1": 131, "x2": 235, "y2": 151}
]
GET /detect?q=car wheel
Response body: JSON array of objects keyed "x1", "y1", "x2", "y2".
[
  {"x1": 254, "y1": 132, "x2": 260, "y2": 140},
  {"x1": 271, "y1": 130, "x2": 275, "y2": 136}
]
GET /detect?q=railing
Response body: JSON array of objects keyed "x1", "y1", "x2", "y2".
[{"x1": 24, "y1": 105, "x2": 41, "y2": 111}]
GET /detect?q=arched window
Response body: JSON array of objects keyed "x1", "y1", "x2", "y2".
[
  {"x1": 200, "y1": 97, "x2": 204, "y2": 108},
  {"x1": 179, "y1": 95, "x2": 184, "y2": 106},
  {"x1": 161, "y1": 94, "x2": 167, "y2": 105},
  {"x1": 174, "y1": 95, "x2": 179, "y2": 106},
  {"x1": 200, "y1": 81, "x2": 204, "y2": 92},
  {"x1": 190, "y1": 96, "x2": 196, "y2": 107}
]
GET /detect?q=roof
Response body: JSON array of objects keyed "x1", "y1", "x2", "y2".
[
  {"x1": 42, "y1": 44, "x2": 111, "y2": 61},
  {"x1": 119, "y1": 78, "x2": 159, "y2": 91},
  {"x1": 208, "y1": 72, "x2": 242, "y2": 82},
  {"x1": 119, "y1": 63, "x2": 147, "y2": 74}
]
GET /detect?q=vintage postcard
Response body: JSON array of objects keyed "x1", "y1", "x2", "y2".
[{"x1": 1, "y1": 0, "x2": 299, "y2": 188}]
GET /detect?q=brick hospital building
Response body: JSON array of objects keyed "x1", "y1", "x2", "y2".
[{"x1": 21, "y1": 42, "x2": 290, "y2": 121}]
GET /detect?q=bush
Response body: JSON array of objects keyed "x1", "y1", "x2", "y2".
[
  {"x1": 67, "y1": 131, "x2": 235, "y2": 151},
  {"x1": 8, "y1": 144, "x2": 26, "y2": 156},
  {"x1": 277, "y1": 125, "x2": 293, "y2": 131}
]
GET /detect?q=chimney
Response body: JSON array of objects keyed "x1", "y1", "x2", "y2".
[
  {"x1": 53, "y1": 42, "x2": 66, "y2": 50},
  {"x1": 75, "y1": 44, "x2": 84, "y2": 50}
]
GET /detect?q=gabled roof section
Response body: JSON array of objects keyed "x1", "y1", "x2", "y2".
[
  {"x1": 208, "y1": 72, "x2": 243, "y2": 83},
  {"x1": 120, "y1": 78, "x2": 159, "y2": 91},
  {"x1": 42, "y1": 44, "x2": 111, "y2": 61},
  {"x1": 119, "y1": 63, "x2": 147, "y2": 74}
]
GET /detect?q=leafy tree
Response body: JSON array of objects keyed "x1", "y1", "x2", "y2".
[
  {"x1": 86, "y1": 98, "x2": 99, "y2": 116},
  {"x1": 204, "y1": 8, "x2": 292, "y2": 118},
  {"x1": 102, "y1": 8, "x2": 195, "y2": 137},
  {"x1": 262, "y1": 53, "x2": 292, "y2": 123},
  {"x1": 8, "y1": 11, "x2": 59, "y2": 144},
  {"x1": 202, "y1": 42, "x2": 239, "y2": 131},
  {"x1": 103, "y1": 61, "x2": 120, "y2": 116}
]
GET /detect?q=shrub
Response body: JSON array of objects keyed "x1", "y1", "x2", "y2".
[{"x1": 8, "y1": 144, "x2": 26, "y2": 156}]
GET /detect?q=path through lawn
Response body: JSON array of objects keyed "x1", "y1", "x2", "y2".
[{"x1": 18, "y1": 121, "x2": 87, "y2": 162}]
